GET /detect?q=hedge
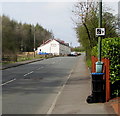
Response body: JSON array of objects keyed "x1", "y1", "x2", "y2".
[{"x1": 92, "y1": 37, "x2": 120, "y2": 96}]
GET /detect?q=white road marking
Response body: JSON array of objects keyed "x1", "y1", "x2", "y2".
[
  {"x1": 37, "y1": 67, "x2": 44, "y2": 70},
  {"x1": 24, "y1": 71, "x2": 34, "y2": 77},
  {"x1": 46, "y1": 69, "x2": 73, "y2": 114},
  {"x1": 1, "y1": 78, "x2": 16, "y2": 86},
  {"x1": 52, "y1": 62, "x2": 56, "y2": 64}
]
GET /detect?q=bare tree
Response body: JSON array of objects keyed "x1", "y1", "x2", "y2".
[{"x1": 73, "y1": 1, "x2": 99, "y2": 49}]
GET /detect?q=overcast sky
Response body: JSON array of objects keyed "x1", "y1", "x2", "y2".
[{"x1": 1, "y1": 0, "x2": 119, "y2": 47}]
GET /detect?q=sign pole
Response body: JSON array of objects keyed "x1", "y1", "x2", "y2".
[
  {"x1": 95, "y1": 0, "x2": 104, "y2": 73},
  {"x1": 98, "y1": 0, "x2": 102, "y2": 62},
  {"x1": 34, "y1": 27, "x2": 36, "y2": 58}
]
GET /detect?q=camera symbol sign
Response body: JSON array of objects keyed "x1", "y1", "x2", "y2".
[{"x1": 96, "y1": 28, "x2": 105, "y2": 36}]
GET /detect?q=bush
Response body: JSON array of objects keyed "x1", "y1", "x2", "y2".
[{"x1": 92, "y1": 37, "x2": 120, "y2": 97}]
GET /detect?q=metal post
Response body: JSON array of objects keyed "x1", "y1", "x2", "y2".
[
  {"x1": 98, "y1": 0, "x2": 102, "y2": 61},
  {"x1": 96, "y1": 0, "x2": 103, "y2": 73},
  {"x1": 34, "y1": 27, "x2": 36, "y2": 57}
]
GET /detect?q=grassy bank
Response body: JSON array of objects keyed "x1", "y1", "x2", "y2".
[{"x1": 2, "y1": 52, "x2": 54, "y2": 65}]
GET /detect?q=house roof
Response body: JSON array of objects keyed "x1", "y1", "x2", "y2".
[{"x1": 40, "y1": 39, "x2": 70, "y2": 47}]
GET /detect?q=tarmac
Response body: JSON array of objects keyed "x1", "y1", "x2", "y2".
[{"x1": 1, "y1": 55, "x2": 118, "y2": 115}]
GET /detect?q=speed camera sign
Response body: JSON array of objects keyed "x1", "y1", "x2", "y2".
[{"x1": 96, "y1": 28, "x2": 105, "y2": 36}]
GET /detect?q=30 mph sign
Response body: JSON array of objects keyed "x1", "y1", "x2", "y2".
[{"x1": 96, "y1": 28, "x2": 105, "y2": 36}]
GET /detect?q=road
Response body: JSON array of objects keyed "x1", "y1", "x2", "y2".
[{"x1": 2, "y1": 56, "x2": 79, "y2": 114}]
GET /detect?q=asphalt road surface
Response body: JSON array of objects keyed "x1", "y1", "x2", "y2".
[{"x1": 2, "y1": 56, "x2": 80, "y2": 114}]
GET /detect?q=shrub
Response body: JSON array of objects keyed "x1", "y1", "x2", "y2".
[{"x1": 92, "y1": 37, "x2": 120, "y2": 97}]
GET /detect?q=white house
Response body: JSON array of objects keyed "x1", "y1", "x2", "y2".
[{"x1": 37, "y1": 39, "x2": 71, "y2": 55}]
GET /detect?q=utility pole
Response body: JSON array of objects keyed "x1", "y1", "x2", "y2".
[{"x1": 34, "y1": 27, "x2": 36, "y2": 57}]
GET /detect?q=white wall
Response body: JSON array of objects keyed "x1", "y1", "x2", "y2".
[
  {"x1": 37, "y1": 40, "x2": 60, "y2": 55},
  {"x1": 50, "y1": 40, "x2": 59, "y2": 55}
]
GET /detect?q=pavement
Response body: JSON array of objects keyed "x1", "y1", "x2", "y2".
[
  {"x1": 50, "y1": 54, "x2": 117, "y2": 115},
  {"x1": 109, "y1": 97, "x2": 120, "y2": 116},
  {"x1": 1, "y1": 54, "x2": 118, "y2": 115}
]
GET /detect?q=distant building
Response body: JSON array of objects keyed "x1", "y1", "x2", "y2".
[{"x1": 37, "y1": 39, "x2": 71, "y2": 55}]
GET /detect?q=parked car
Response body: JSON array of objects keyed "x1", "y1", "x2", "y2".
[{"x1": 67, "y1": 52, "x2": 78, "y2": 56}]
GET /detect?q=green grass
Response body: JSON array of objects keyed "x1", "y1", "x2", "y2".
[
  {"x1": 86, "y1": 59, "x2": 92, "y2": 68},
  {"x1": 2, "y1": 61, "x2": 15, "y2": 65},
  {"x1": 2, "y1": 54, "x2": 55, "y2": 66},
  {"x1": 17, "y1": 57, "x2": 33, "y2": 62}
]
